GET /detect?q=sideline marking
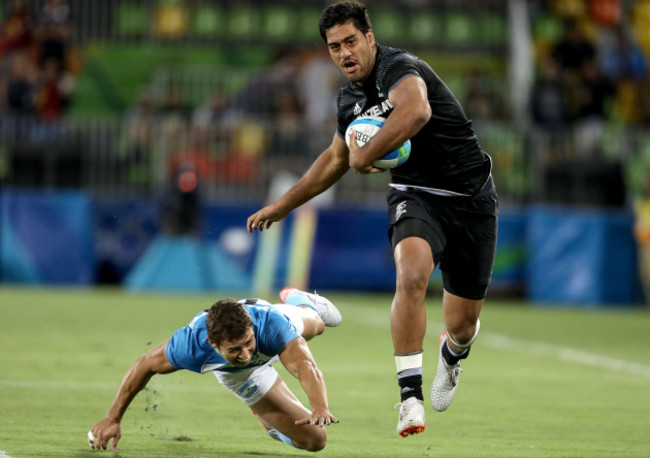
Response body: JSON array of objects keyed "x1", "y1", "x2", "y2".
[
  {"x1": 481, "y1": 333, "x2": 650, "y2": 378},
  {"x1": 356, "y1": 306, "x2": 650, "y2": 379},
  {"x1": 0, "y1": 380, "x2": 215, "y2": 391}
]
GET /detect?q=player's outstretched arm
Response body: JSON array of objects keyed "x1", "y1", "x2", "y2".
[
  {"x1": 247, "y1": 134, "x2": 349, "y2": 233},
  {"x1": 88, "y1": 340, "x2": 177, "y2": 450},
  {"x1": 279, "y1": 337, "x2": 339, "y2": 427}
]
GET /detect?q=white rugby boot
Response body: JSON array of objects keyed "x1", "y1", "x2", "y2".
[
  {"x1": 395, "y1": 396, "x2": 425, "y2": 437},
  {"x1": 279, "y1": 287, "x2": 342, "y2": 327},
  {"x1": 430, "y1": 331, "x2": 463, "y2": 412}
]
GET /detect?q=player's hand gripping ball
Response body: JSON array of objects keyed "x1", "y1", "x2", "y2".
[{"x1": 345, "y1": 115, "x2": 411, "y2": 169}]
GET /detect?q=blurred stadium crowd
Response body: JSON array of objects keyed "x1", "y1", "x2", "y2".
[
  {"x1": 0, "y1": 0, "x2": 77, "y2": 143},
  {"x1": 1, "y1": 0, "x2": 649, "y2": 300},
  {"x1": 528, "y1": 0, "x2": 650, "y2": 203},
  {"x1": 0, "y1": 0, "x2": 649, "y2": 207}
]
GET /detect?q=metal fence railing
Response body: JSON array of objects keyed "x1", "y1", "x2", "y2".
[
  {"x1": 4, "y1": 106, "x2": 648, "y2": 207},
  {"x1": 3, "y1": 1, "x2": 647, "y2": 208}
]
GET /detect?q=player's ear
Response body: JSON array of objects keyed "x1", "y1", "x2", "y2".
[
  {"x1": 366, "y1": 30, "x2": 375, "y2": 46},
  {"x1": 206, "y1": 336, "x2": 217, "y2": 348}
]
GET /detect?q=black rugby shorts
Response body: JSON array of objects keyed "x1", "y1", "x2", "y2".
[{"x1": 387, "y1": 176, "x2": 498, "y2": 300}]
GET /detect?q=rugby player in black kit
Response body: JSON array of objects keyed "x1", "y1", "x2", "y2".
[{"x1": 247, "y1": 1, "x2": 498, "y2": 438}]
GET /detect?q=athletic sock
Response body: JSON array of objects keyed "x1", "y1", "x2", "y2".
[
  {"x1": 253, "y1": 409, "x2": 297, "y2": 449},
  {"x1": 267, "y1": 428, "x2": 297, "y2": 448},
  {"x1": 441, "y1": 340, "x2": 470, "y2": 366},
  {"x1": 397, "y1": 368, "x2": 423, "y2": 401},
  {"x1": 395, "y1": 351, "x2": 423, "y2": 402}
]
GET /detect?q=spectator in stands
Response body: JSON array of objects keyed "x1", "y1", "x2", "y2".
[
  {"x1": 162, "y1": 159, "x2": 203, "y2": 236},
  {"x1": 228, "y1": 48, "x2": 301, "y2": 118},
  {"x1": 191, "y1": 90, "x2": 241, "y2": 180},
  {"x1": 0, "y1": 0, "x2": 34, "y2": 62},
  {"x1": 155, "y1": 84, "x2": 192, "y2": 175},
  {"x1": 164, "y1": 130, "x2": 213, "y2": 236},
  {"x1": 601, "y1": 26, "x2": 648, "y2": 125},
  {"x1": 35, "y1": 0, "x2": 72, "y2": 71},
  {"x1": 0, "y1": 49, "x2": 37, "y2": 141},
  {"x1": 1, "y1": 50, "x2": 36, "y2": 113},
  {"x1": 573, "y1": 58, "x2": 615, "y2": 157},
  {"x1": 600, "y1": 26, "x2": 647, "y2": 83},
  {"x1": 551, "y1": 17, "x2": 596, "y2": 73},
  {"x1": 464, "y1": 68, "x2": 506, "y2": 121},
  {"x1": 120, "y1": 93, "x2": 157, "y2": 184},
  {"x1": 296, "y1": 48, "x2": 341, "y2": 157},
  {"x1": 550, "y1": 17, "x2": 597, "y2": 124},
  {"x1": 158, "y1": 83, "x2": 191, "y2": 127},
  {"x1": 269, "y1": 82, "x2": 305, "y2": 157},
  {"x1": 530, "y1": 55, "x2": 570, "y2": 159},
  {"x1": 167, "y1": 127, "x2": 215, "y2": 185},
  {"x1": 192, "y1": 89, "x2": 230, "y2": 130},
  {"x1": 34, "y1": 57, "x2": 73, "y2": 120},
  {"x1": 0, "y1": 0, "x2": 78, "y2": 145},
  {"x1": 30, "y1": 56, "x2": 74, "y2": 142}
]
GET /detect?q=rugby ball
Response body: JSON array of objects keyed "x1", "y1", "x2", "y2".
[{"x1": 344, "y1": 115, "x2": 411, "y2": 169}]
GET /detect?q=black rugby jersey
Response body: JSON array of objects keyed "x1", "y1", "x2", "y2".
[{"x1": 336, "y1": 44, "x2": 492, "y2": 196}]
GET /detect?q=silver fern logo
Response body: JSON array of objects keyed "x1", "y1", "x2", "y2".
[{"x1": 396, "y1": 201, "x2": 407, "y2": 220}]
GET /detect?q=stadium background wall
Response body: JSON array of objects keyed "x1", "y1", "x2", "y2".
[
  {"x1": 1, "y1": 0, "x2": 649, "y2": 306},
  {"x1": 0, "y1": 188, "x2": 642, "y2": 306}
]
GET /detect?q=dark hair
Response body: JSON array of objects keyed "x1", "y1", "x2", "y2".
[
  {"x1": 206, "y1": 299, "x2": 253, "y2": 345},
  {"x1": 319, "y1": 1, "x2": 372, "y2": 42}
]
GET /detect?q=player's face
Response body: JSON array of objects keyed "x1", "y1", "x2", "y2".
[
  {"x1": 325, "y1": 21, "x2": 376, "y2": 85},
  {"x1": 216, "y1": 327, "x2": 256, "y2": 367}
]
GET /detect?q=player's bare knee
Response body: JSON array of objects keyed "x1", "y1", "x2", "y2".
[
  {"x1": 292, "y1": 426, "x2": 327, "y2": 452},
  {"x1": 300, "y1": 429, "x2": 327, "y2": 452},
  {"x1": 396, "y1": 266, "x2": 430, "y2": 297},
  {"x1": 446, "y1": 321, "x2": 477, "y2": 346}
]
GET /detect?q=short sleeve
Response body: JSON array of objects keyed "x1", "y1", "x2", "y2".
[
  {"x1": 255, "y1": 308, "x2": 301, "y2": 357},
  {"x1": 381, "y1": 54, "x2": 423, "y2": 95},
  {"x1": 165, "y1": 326, "x2": 205, "y2": 373}
]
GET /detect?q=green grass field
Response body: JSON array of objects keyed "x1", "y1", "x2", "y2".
[{"x1": 1, "y1": 287, "x2": 649, "y2": 457}]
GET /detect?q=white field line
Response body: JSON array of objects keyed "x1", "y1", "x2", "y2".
[
  {"x1": 481, "y1": 332, "x2": 650, "y2": 378},
  {"x1": 362, "y1": 307, "x2": 650, "y2": 379},
  {"x1": 0, "y1": 380, "x2": 117, "y2": 390},
  {"x1": 0, "y1": 379, "x2": 216, "y2": 391}
]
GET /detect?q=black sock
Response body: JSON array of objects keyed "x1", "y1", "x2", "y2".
[
  {"x1": 441, "y1": 341, "x2": 470, "y2": 366},
  {"x1": 397, "y1": 369, "x2": 423, "y2": 402}
]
